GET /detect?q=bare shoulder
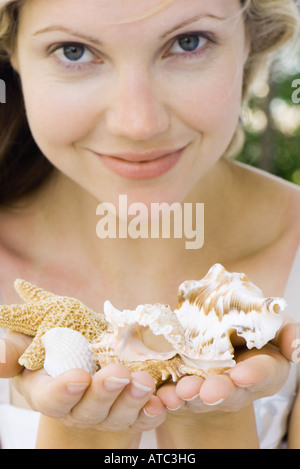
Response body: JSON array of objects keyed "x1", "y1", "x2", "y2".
[
  {"x1": 231, "y1": 160, "x2": 300, "y2": 238},
  {"x1": 228, "y1": 162, "x2": 300, "y2": 295}
]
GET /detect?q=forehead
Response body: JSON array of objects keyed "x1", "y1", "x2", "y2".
[{"x1": 21, "y1": 0, "x2": 241, "y2": 32}]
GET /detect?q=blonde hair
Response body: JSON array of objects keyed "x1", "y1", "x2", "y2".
[
  {"x1": 0, "y1": 0, "x2": 21, "y2": 57},
  {"x1": 0, "y1": 0, "x2": 299, "y2": 203},
  {"x1": 242, "y1": 0, "x2": 299, "y2": 99}
]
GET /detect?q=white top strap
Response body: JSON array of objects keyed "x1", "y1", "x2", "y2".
[{"x1": 283, "y1": 243, "x2": 300, "y2": 382}]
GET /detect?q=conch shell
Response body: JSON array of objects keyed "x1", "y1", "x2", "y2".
[
  {"x1": 91, "y1": 264, "x2": 286, "y2": 386},
  {"x1": 175, "y1": 263, "x2": 285, "y2": 370}
]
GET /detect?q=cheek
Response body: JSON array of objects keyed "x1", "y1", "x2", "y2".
[
  {"x1": 22, "y1": 79, "x2": 98, "y2": 152},
  {"x1": 171, "y1": 59, "x2": 243, "y2": 137}
]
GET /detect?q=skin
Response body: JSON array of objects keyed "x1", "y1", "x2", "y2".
[
  {"x1": 11, "y1": 0, "x2": 248, "y2": 210},
  {"x1": 289, "y1": 390, "x2": 300, "y2": 449},
  {"x1": 0, "y1": 0, "x2": 299, "y2": 449}
]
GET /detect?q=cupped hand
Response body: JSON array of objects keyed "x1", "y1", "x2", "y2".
[
  {"x1": 0, "y1": 331, "x2": 166, "y2": 433},
  {"x1": 13, "y1": 365, "x2": 166, "y2": 432},
  {"x1": 157, "y1": 321, "x2": 298, "y2": 414}
]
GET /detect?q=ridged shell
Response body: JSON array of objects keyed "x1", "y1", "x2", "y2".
[{"x1": 42, "y1": 327, "x2": 97, "y2": 378}]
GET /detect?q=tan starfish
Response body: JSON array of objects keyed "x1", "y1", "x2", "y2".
[{"x1": 0, "y1": 280, "x2": 108, "y2": 370}]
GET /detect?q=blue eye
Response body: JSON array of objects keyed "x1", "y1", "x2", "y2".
[
  {"x1": 178, "y1": 35, "x2": 201, "y2": 52},
  {"x1": 53, "y1": 43, "x2": 95, "y2": 65},
  {"x1": 63, "y1": 44, "x2": 85, "y2": 61},
  {"x1": 168, "y1": 33, "x2": 210, "y2": 56}
]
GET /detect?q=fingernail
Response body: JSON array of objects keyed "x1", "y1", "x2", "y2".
[
  {"x1": 131, "y1": 380, "x2": 152, "y2": 398},
  {"x1": 184, "y1": 394, "x2": 199, "y2": 402},
  {"x1": 203, "y1": 398, "x2": 225, "y2": 406},
  {"x1": 67, "y1": 383, "x2": 90, "y2": 395},
  {"x1": 143, "y1": 407, "x2": 158, "y2": 418},
  {"x1": 104, "y1": 376, "x2": 130, "y2": 392},
  {"x1": 167, "y1": 403, "x2": 184, "y2": 411},
  {"x1": 236, "y1": 383, "x2": 254, "y2": 389}
]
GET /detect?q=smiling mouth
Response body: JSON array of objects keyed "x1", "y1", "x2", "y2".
[{"x1": 91, "y1": 147, "x2": 187, "y2": 180}]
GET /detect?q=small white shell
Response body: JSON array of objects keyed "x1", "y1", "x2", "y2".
[{"x1": 42, "y1": 327, "x2": 97, "y2": 378}]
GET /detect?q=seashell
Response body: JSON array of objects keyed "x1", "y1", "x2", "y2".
[
  {"x1": 90, "y1": 303, "x2": 191, "y2": 386},
  {"x1": 91, "y1": 264, "x2": 286, "y2": 386},
  {"x1": 174, "y1": 263, "x2": 286, "y2": 371},
  {"x1": 42, "y1": 327, "x2": 98, "y2": 378}
]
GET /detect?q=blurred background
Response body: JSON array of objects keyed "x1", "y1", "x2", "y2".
[{"x1": 236, "y1": 38, "x2": 300, "y2": 186}]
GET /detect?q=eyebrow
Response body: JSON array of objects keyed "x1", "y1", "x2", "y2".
[
  {"x1": 160, "y1": 14, "x2": 227, "y2": 39},
  {"x1": 33, "y1": 26, "x2": 103, "y2": 46}
]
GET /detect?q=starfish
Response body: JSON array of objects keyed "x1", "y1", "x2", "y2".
[{"x1": 0, "y1": 279, "x2": 108, "y2": 370}]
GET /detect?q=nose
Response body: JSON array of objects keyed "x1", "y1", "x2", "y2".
[{"x1": 106, "y1": 68, "x2": 170, "y2": 141}]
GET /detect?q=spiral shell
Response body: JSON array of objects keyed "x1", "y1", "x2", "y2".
[{"x1": 175, "y1": 263, "x2": 286, "y2": 370}]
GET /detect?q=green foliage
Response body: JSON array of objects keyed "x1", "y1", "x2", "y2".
[{"x1": 236, "y1": 54, "x2": 300, "y2": 186}]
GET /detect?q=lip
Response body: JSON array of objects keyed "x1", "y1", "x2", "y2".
[{"x1": 91, "y1": 147, "x2": 186, "y2": 180}]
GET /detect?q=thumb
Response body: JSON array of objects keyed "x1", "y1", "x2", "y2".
[
  {"x1": 272, "y1": 321, "x2": 300, "y2": 363},
  {"x1": 0, "y1": 331, "x2": 32, "y2": 378}
]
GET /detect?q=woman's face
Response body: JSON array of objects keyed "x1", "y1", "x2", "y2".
[{"x1": 14, "y1": 0, "x2": 249, "y2": 208}]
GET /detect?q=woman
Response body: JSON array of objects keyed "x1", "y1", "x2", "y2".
[{"x1": 0, "y1": 0, "x2": 299, "y2": 449}]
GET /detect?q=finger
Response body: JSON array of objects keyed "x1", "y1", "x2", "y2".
[
  {"x1": 199, "y1": 374, "x2": 237, "y2": 405},
  {"x1": 70, "y1": 364, "x2": 131, "y2": 425},
  {"x1": 175, "y1": 376, "x2": 204, "y2": 402},
  {"x1": 0, "y1": 331, "x2": 32, "y2": 378},
  {"x1": 133, "y1": 395, "x2": 167, "y2": 431},
  {"x1": 175, "y1": 375, "x2": 241, "y2": 414},
  {"x1": 156, "y1": 382, "x2": 183, "y2": 410},
  {"x1": 273, "y1": 321, "x2": 300, "y2": 362},
  {"x1": 13, "y1": 368, "x2": 92, "y2": 418},
  {"x1": 101, "y1": 371, "x2": 156, "y2": 432},
  {"x1": 143, "y1": 395, "x2": 166, "y2": 417},
  {"x1": 230, "y1": 346, "x2": 290, "y2": 396}
]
